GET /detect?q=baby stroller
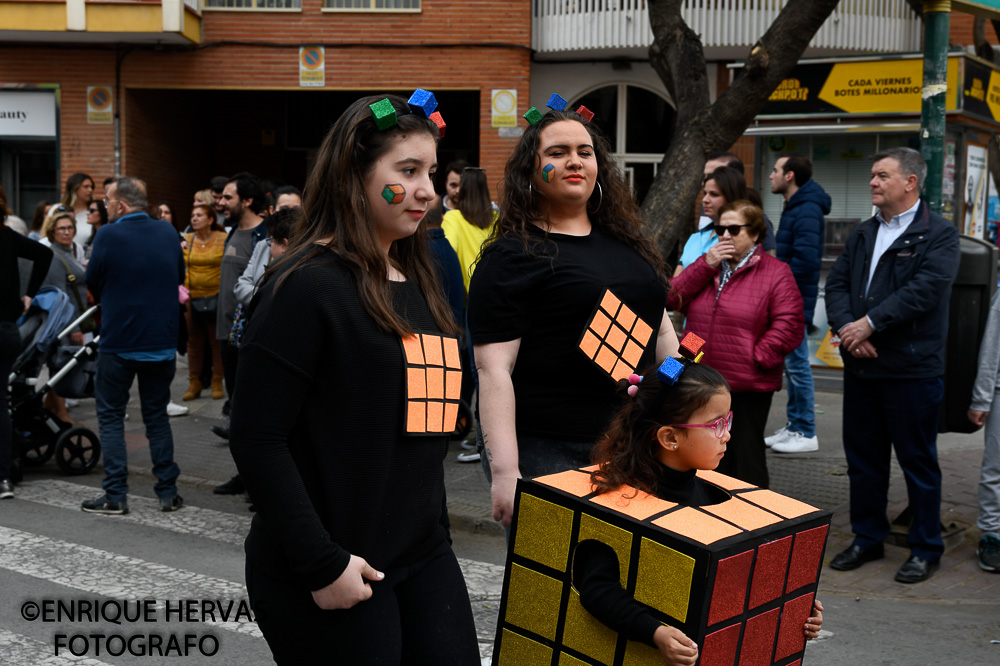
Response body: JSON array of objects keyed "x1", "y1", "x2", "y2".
[{"x1": 7, "y1": 287, "x2": 101, "y2": 482}]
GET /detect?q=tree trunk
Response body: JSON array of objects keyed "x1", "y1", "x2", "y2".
[{"x1": 641, "y1": 0, "x2": 841, "y2": 262}]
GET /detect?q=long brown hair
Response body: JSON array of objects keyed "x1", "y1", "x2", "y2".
[
  {"x1": 590, "y1": 363, "x2": 729, "y2": 496},
  {"x1": 486, "y1": 109, "x2": 665, "y2": 280},
  {"x1": 275, "y1": 94, "x2": 458, "y2": 337},
  {"x1": 454, "y1": 167, "x2": 494, "y2": 230}
]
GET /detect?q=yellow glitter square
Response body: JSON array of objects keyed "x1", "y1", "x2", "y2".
[
  {"x1": 498, "y1": 628, "x2": 553, "y2": 666},
  {"x1": 514, "y1": 494, "x2": 575, "y2": 572},
  {"x1": 505, "y1": 563, "x2": 564, "y2": 641},
  {"x1": 622, "y1": 638, "x2": 665, "y2": 666},
  {"x1": 562, "y1": 589, "x2": 618, "y2": 664},
  {"x1": 634, "y1": 537, "x2": 695, "y2": 623},
  {"x1": 577, "y1": 513, "x2": 633, "y2": 587},
  {"x1": 558, "y1": 652, "x2": 591, "y2": 666}
]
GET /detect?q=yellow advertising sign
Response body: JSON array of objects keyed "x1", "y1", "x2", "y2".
[{"x1": 817, "y1": 59, "x2": 959, "y2": 114}]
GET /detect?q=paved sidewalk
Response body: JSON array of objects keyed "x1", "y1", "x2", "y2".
[{"x1": 61, "y1": 357, "x2": 998, "y2": 606}]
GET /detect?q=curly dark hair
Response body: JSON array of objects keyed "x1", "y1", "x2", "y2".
[
  {"x1": 485, "y1": 109, "x2": 665, "y2": 279},
  {"x1": 590, "y1": 363, "x2": 730, "y2": 496}
]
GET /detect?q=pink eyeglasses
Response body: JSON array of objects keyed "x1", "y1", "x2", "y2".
[{"x1": 669, "y1": 411, "x2": 733, "y2": 439}]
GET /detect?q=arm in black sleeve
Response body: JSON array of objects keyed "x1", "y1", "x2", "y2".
[
  {"x1": 15, "y1": 234, "x2": 54, "y2": 298},
  {"x1": 573, "y1": 540, "x2": 663, "y2": 647}
]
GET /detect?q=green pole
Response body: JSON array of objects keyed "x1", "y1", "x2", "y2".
[{"x1": 920, "y1": 1, "x2": 952, "y2": 214}]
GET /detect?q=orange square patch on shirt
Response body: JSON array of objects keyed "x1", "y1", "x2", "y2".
[
  {"x1": 577, "y1": 288, "x2": 656, "y2": 382},
  {"x1": 401, "y1": 333, "x2": 463, "y2": 435}
]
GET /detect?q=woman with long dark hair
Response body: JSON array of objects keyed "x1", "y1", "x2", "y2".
[
  {"x1": 441, "y1": 166, "x2": 497, "y2": 294},
  {"x1": 468, "y1": 107, "x2": 679, "y2": 528},
  {"x1": 229, "y1": 93, "x2": 478, "y2": 663}
]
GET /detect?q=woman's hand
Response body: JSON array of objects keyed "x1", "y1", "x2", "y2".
[
  {"x1": 69, "y1": 332, "x2": 85, "y2": 345},
  {"x1": 21, "y1": 296, "x2": 32, "y2": 315},
  {"x1": 804, "y1": 598, "x2": 824, "y2": 640},
  {"x1": 969, "y1": 409, "x2": 989, "y2": 427},
  {"x1": 652, "y1": 625, "x2": 698, "y2": 665},
  {"x1": 310, "y1": 555, "x2": 384, "y2": 610},
  {"x1": 704, "y1": 239, "x2": 735, "y2": 269},
  {"x1": 491, "y1": 469, "x2": 521, "y2": 528}
]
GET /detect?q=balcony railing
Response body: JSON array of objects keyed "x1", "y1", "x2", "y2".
[{"x1": 532, "y1": 0, "x2": 922, "y2": 55}]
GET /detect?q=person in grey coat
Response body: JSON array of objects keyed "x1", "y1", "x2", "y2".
[{"x1": 968, "y1": 288, "x2": 1000, "y2": 573}]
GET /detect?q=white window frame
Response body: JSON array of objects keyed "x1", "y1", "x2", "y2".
[
  {"x1": 322, "y1": 0, "x2": 421, "y2": 13},
  {"x1": 202, "y1": 0, "x2": 303, "y2": 12}
]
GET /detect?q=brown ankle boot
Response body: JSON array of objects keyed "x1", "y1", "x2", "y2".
[
  {"x1": 211, "y1": 376, "x2": 224, "y2": 400},
  {"x1": 182, "y1": 377, "x2": 202, "y2": 401}
]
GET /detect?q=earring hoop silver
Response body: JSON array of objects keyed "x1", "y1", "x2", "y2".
[{"x1": 588, "y1": 182, "x2": 603, "y2": 213}]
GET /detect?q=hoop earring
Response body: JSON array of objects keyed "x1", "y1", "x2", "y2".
[
  {"x1": 528, "y1": 182, "x2": 533, "y2": 196},
  {"x1": 588, "y1": 182, "x2": 603, "y2": 214}
]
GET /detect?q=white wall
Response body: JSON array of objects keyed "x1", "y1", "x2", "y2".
[{"x1": 530, "y1": 61, "x2": 720, "y2": 109}]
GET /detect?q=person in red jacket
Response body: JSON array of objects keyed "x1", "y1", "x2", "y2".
[{"x1": 667, "y1": 200, "x2": 803, "y2": 488}]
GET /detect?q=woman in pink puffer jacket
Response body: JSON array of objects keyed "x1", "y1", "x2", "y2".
[{"x1": 668, "y1": 200, "x2": 804, "y2": 488}]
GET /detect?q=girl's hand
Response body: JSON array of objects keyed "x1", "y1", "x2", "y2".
[
  {"x1": 704, "y1": 239, "x2": 735, "y2": 269},
  {"x1": 310, "y1": 555, "x2": 384, "y2": 610},
  {"x1": 652, "y1": 625, "x2": 698, "y2": 665},
  {"x1": 804, "y1": 598, "x2": 824, "y2": 640}
]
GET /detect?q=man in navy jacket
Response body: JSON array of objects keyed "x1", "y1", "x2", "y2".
[
  {"x1": 767, "y1": 154, "x2": 830, "y2": 453},
  {"x1": 83, "y1": 177, "x2": 186, "y2": 515},
  {"x1": 825, "y1": 147, "x2": 960, "y2": 583}
]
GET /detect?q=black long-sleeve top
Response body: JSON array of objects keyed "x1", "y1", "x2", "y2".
[
  {"x1": 229, "y1": 251, "x2": 450, "y2": 590},
  {"x1": 573, "y1": 464, "x2": 730, "y2": 646},
  {"x1": 1, "y1": 227, "x2": 53, "y2": 323}
]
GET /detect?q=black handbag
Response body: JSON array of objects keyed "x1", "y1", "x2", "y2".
[{"x1": 191, "y1": 295, "x2": 218, "y2": 314}]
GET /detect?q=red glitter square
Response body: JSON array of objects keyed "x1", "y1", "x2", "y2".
[
  {"x1": 774, "y1": 592, "x2": 814, "y2": 661},
  {"x1": 748, "y1": 536, "x2": 792, "y2": 609},
  {"x1": 738, "y1": 607, "x2": 779, "y2": 666},
  {"x1": 700, "y1": 622, "x2": 741, "y2": 666},
  {"x1": 708, "y1": 550, "x2": 754, "y2": 625},
  {"x1": 785, "y1": 524, "x2": 829, "y2": 594}
]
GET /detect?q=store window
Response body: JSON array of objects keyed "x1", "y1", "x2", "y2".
[
  {"x1": 572, "y1": 83, "x2": 674, "y2": 206},
  {"x1": 324, "y1": 0, "x2": 420, "y2": 10}
]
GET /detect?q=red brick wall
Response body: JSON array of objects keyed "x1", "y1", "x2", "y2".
[{"x1": 950, "y1": 11, "x2": 1000, "y2": 47}]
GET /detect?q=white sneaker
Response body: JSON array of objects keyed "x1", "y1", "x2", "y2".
[
  {"x1": 167, "y1": 402, "x2": 189, "y2": 417},
  {"x1": 764, "y1": 426, "x2": 793, "y2": 448},
  {"x1": 771, "y1": 432, "x2": 818, "y2": 453},
  {"x1": 457, "y1": 451, "x2": 481, "y2": 463},
  {"x1": 65, "y1": 398, "x2": 80, "y2": 409}
]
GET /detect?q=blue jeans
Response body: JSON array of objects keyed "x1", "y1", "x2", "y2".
[
  {"x1": 783, "y1": 325, "x2": 815, "y2": 437},
  {"x1": 95, "y1": 352, "x2": 180, "y2": 501},
  {"x1": 843, "y1": 374, "x2": 944, "y2": 560}
]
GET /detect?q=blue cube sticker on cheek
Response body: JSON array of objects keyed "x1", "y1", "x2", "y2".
[{"x1": 542, "y1": 164, "x2": 555, "y2": 183}]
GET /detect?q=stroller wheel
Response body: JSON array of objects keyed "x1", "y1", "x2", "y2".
[
  {"x1": 55, "y1": 427, "x2": 101, "y2": 476},
  {"x1": 15, "y1": 416, "x2": 57, "y2": 467},
  {"x1": 452, "y1": 400, "x2": 473, "y2": 440}
]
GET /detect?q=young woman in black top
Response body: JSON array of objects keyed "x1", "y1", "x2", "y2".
[
  {"x1": 468, "y1": 108, "x2": 679, "y2": 528},
  {"x1": 575, "y1": 363, "x2": 824, "y2": 664},
  {"x1": 229, "y1": 94, "x2": 479, "y2": 664}
]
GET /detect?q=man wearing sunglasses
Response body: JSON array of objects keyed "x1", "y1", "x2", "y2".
[{"x1": 825, "y1": 147, "x2": 960, "y2": 584}]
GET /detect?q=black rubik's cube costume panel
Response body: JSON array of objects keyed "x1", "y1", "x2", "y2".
[{"x1": 492, "y1": 467, "x2": 831, "y2": 666}]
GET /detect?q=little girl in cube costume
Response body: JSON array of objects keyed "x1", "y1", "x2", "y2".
[{"x1": 574, "y1": 346, "x2": 824, "y2": 665}]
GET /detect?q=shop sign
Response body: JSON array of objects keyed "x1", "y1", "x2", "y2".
[
  {"x1": 491, "y1": 89, "x2": 518, "y2": 128},
  {"x1": 960, "y1": 57, "x2": 1000, "y2": 123},
  {"x1": 0, "y1": 90, "x2": 57, "y2": 137},
  {"x1": 299, "y1": 46, "x2": 325, "y2": 88},
  {"x1": 758, "y1": 57, "x2": 960, "y2": 116},
  {"x1": 964, "y1": 143, "x2": 989, "y2": 238},
  {"x1": 87, "y1": 86, "x2": 113, "y2": 125}
]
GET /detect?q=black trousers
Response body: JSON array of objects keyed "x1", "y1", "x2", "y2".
[
  {"x1": 247, "y1": 539, "x2": 480, "y2": 665},
  {"x1": 0, "y1": 321, "x2": 21, "y2": 480},
  {"x1": 716, "y1": 390, "x2": 773, "y2": 489},
  {"x1": 219, "y1": 339, "x2": 239, "y2": 405}
]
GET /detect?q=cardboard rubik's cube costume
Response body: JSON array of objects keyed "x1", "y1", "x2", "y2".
[{"x1": 492, "y1": 335, "x2": 831, "y2": 666}]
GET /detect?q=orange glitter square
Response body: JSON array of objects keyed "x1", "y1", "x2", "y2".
[
  {"x1": 605, "y1": 323, "x2": 627, "y2": 351},
  {"x1": 593, "y1": 345, "x2": 618, "y2": 373},
  {"x1": 610, "y1": 359, "x2": 633, "y2": 381},
  {"x1": 401, "y1": 335, "x2": 424, "y2": 365},
  {"x1": 445, "y1": 370, "x2": 462, "y2": 400},
  {"x1": 740, "y1": 489, "x2": 818, "y2": 519},
  {"x1": 426, "y1": 401, "x2": 444, "y2": 432},
  {"x1": 590, "y1": 311, "x2": 612, "y2": 337},
  {"x1": 426, "y1": 367, "x2": 444, "y2": 399},
  {"x1": 422, "y1": 334, "x2": 444, "y2": 366},
  {"x1": 443, "y1": 402, "x2": 459, "y2": 432},
  {"x1": 579, "y1": 330, "x2": 602, "y2": 359},
  {"x1": 443, "y1": 336, "x2": 462, "y2": 369},
  {"x1": 652, "y1": 507, "x2": 742, "y2": 544},
  {"x1": 406, "y1": 401, "x2": 425, "y2": 433},
  {"x1": 600, "y1": 290, "x2": 621, "y2": 316},
  {"x1": 407, "y1": 367, "x2": 426, "y2": 399},
  {"x1": 622, "y1": 339, "x2": 643, "y2": 367},
  {"x1": 534, "y1": 470, "x2": 595, "y2": 498},
  {"x1": 703, "y1": 497, "x2": 782, "y2": 531},
  {"x1": 617, "y1": 304, "x2": 636, "y2": 330},
  {"x1": 590, "y1": 487, "x2": 676, "y2": 521},
  {"x1": 631, "y1": 317, "x2": 653, "y2": 345}
]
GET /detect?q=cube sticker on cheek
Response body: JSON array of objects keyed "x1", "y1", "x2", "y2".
[
  {"x1": 382, "y1": 184, "x2": 405, "y2": 205},
  {"x1": 542, "y1": 164, "x2": 555, "y2": 183},
  {"x1": 578, "y1": 289, "x2": 655, "y2": 382},
  {"x1": 400, "y1": 333, "x2": 463, "y2": 435}
]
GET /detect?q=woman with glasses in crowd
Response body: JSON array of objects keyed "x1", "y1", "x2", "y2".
[
  {"x1": 667, "y1": 199, "x2": 803, "y2": 489},
  {"x1": 84, "y1": 200, "x2": 108, "y2": 257}
]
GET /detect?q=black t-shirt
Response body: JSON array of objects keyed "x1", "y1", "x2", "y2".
[
  {"x1": 230, "y1": 250, "x2": 451, "y2": 590},
  {"x1": 468, "y1": 224, "x2": 666, "y2": 440}
]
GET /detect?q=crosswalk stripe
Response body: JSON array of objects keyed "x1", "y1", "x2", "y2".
[
  {"x1": 0, "y1": 628, "x2": 113, "y2": 666},
  {"x1": 0, "y1": 525, "x2": 262, "y2": 639},
  {"x1": 15, "y1": 479, "x2": 505, "y2": 600}
]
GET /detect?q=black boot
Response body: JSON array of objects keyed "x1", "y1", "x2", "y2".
[{"x1": 213, "y1": 475, "x2": 244, "y2": 495}]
